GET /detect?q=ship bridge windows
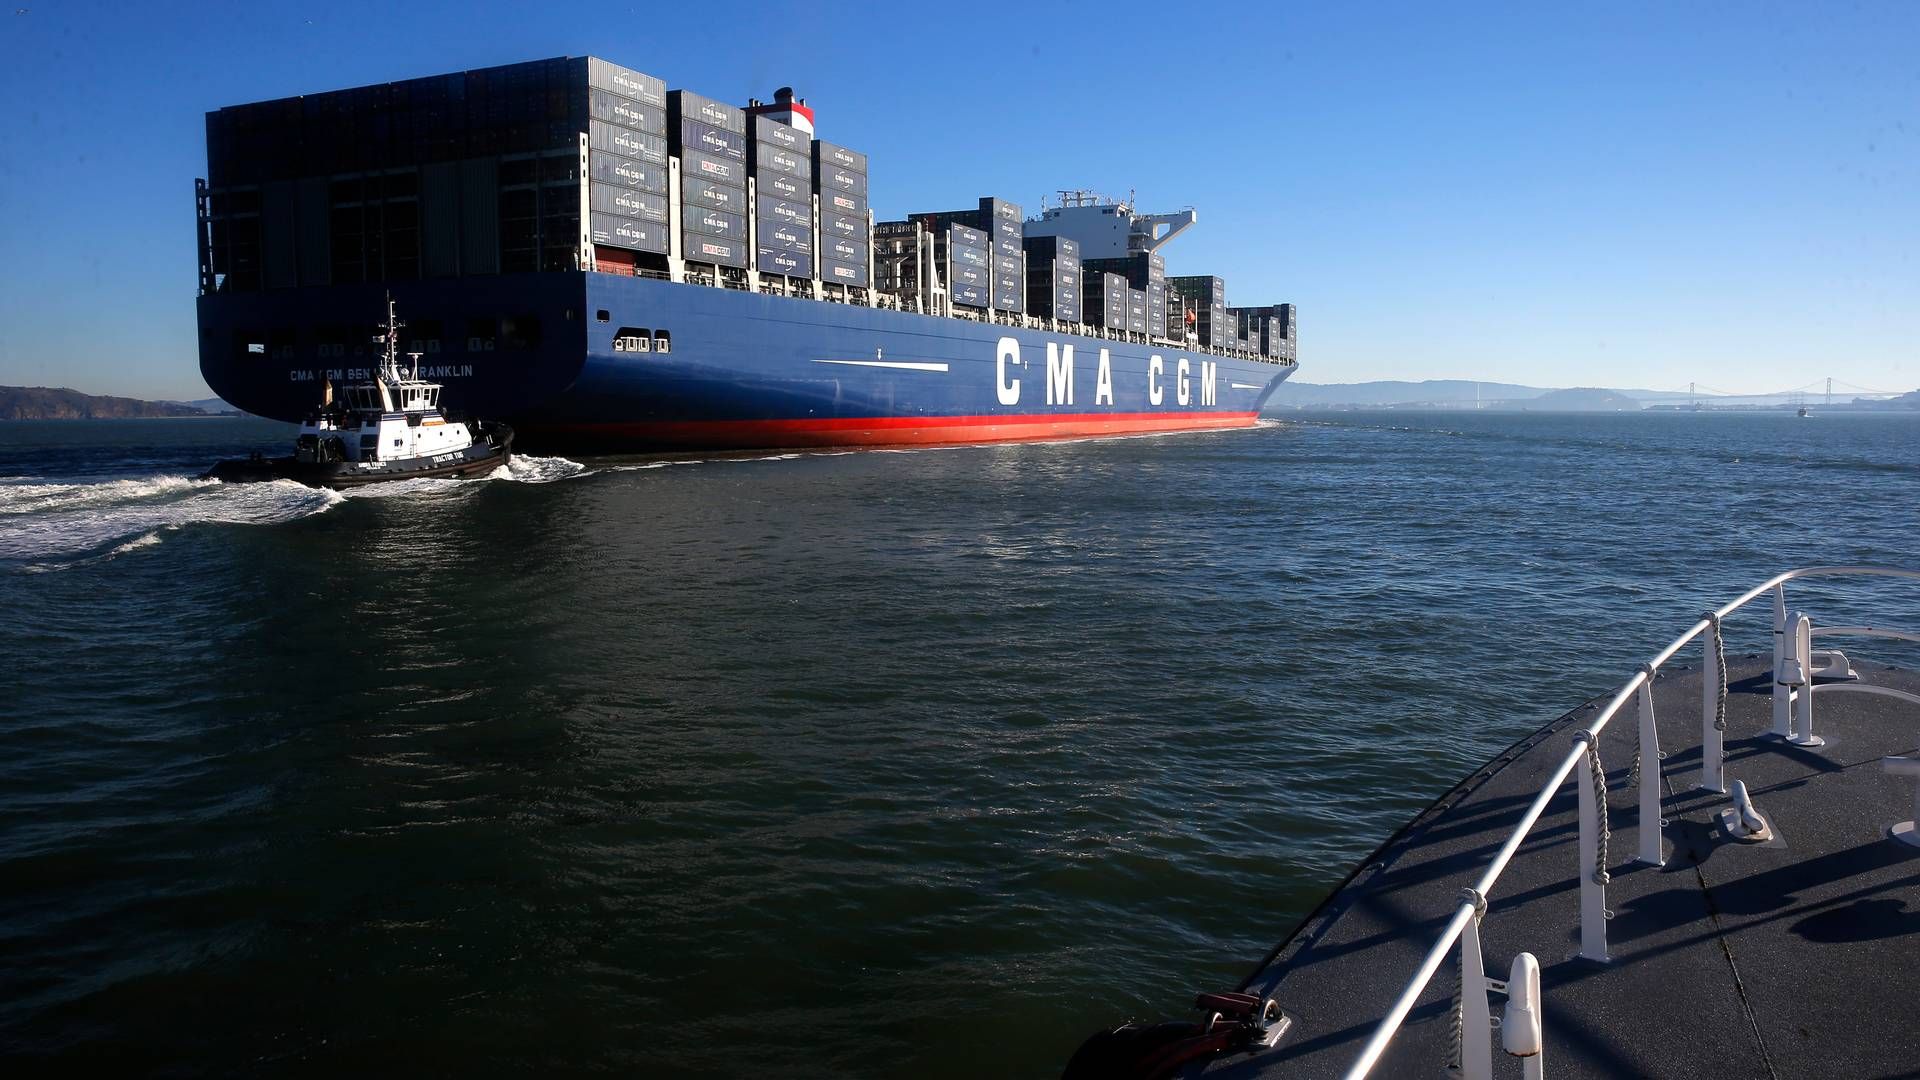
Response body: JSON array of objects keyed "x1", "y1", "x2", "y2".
[{"x1": 613, "y1": 327, "x2": 651, "y2": 353}]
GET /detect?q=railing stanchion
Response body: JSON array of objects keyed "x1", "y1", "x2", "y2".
[
  {"x1": 1458, "y1": 891, "x2": 1493, "y2": 1080},
  {"x1": 1636, "y1": 672, "x2": 1664, "y2": 865},
  {"x1": 1574, "y1": 733, "x2": 1610, "y2": 962},
  {"x1": 1790, "y1": 612, "x2": 1825, "y2": 747},
  {"x1": 1700, "y1": 615, "x2": 1726, "y2": 793},
  {"x1": 1771, "y1": 586, "x2": 1791, "y2": 736}
]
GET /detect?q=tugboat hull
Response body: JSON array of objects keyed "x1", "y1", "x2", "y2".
[{"x1": 205, "y1": 430, "x2": 512, "y2": 489}]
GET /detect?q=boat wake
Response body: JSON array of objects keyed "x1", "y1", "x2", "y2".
[
  {"x1": 1, "y1": 455, "x2": 587, "y2": 569},
  {"x1": 0, "y1": 475, "x2": 346, "y2": 568}
]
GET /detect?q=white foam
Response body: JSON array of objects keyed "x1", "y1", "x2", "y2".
[
  {"x1": 492, "y1": 454, "x2": 587, "y2": 483},
  {"x1": 0, "y1": 476, "x2": 343, "y2": 564}
]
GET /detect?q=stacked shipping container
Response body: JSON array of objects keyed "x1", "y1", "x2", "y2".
[
  {"x1": 946, "y1": 224, "x2": 991, "y2": 308},
  {"x1": 814, "y1": 140, "x2": 870, "y2": 287},
  {"x1": 1023, "y1": 236, "x2": 1080, "y2": 323},
  {"x1": 748, "y1": 115, "x2": 814, "y2": 278},
  {"x1": 669, "y1": 90, "x2": 749, "y2": 268},
  {"x1": 585, "y1": 59, "x2": 670, "y2": 258},
  {"x1": 1082, "y1": 271, "x2": 1128, "y2": 329},
  {"x1": 1170, "y1": 276, "x2": 1231, "y2": 348}
]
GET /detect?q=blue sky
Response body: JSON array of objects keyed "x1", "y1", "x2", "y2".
[{"x1": 0, "y1": 1, "x2": 1913, "y2": 399}]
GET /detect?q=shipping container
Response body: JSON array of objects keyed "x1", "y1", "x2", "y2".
[
  {"x1": 1169, "y1": 275, "x2": 1228, "y2": 307},
  {"x1": 822, "y1": 190, "x2": 868, "y2": 218},
  {"x1": 821, "y1": 209, "x2": 866, "y2": 241},
  {"x1": 682, "y1": 204, "x2": 747, "y2": 240},
  {"x1": 759, "y1": 170, "x2": 808, "y2": 202},
  {"x1": 586, "y1": 58, "x2": 666, "y2": 109},
  {"x1": 994, "y1": 252, "x2": 1020, "y2": 275},
  {"x1": 667, "y1": 89, "x2": 745, "y2": 134},
  {"x1": 821, "y1": 259, "x2": 870, "y2": 287},
  {"x1": 676, "y1": 116, "x2": 747, "y2": 161},
  {"x1": 825, "y1": 236, "x2": 867, "y2": 265},
  {"x1": 819, "y1": 165, "x2": 867, "y2": 197},
  {"x1": 680, "y1": 148, "x2": 746, "y2": 186},
  {"x1": 948, "y1": 223, "x2": 989, "y2": 249},
  {"x1": 682, "y1": 176, "x2": 746, "y2": 213},
  {"x1": 755, "y1": 194, "x2": 811, "y2": 230},
  {"x1": 758, "y1": 218, "x2": 813, "y2": 252},
  {"x1": 754, "y1": 142, "x2": 811, "y2": 179},
  {"x1": 952, "y1": 263, "x2": 988, "y2": 288},
  {"x1": 588, "y1": 89, "x2": 666, "y2": 135},
  {"x1": 751, "y1": 115, "x2": 809, "y2": 151},
  {"x1": 951, "y1": 245, "x2": 990, "y2": 270},
  {"x1": 589, "y1": 185, "x2": 668, "y2": 222},
  {"x1": 1022, "y1": 235, "x2": 1079, "y2": 262},
  {"x1": 589, "y1": 211, "x2": 668, "y2": 253},
  {"x1": 757, "y1": 246, "x2": 811, "y2": 277},
  {"x1": 979, "y1": 196, "x2": 1021, "y2": 226},
  {"x1": 588, "y1": 149, "x2": 668, "y2": 193},
  {"x1": 1085, "y1": 254, "x2": 1165, "y2": 290},
  {"x1": 814, "y1": 140, "x2": 867, "y2": 174},
  {"x1": 685, "y1": 231, "x2": 747, "y2": 267},
  {"x1": 951, "y1": 282, "x2": 989, "y2": 308},
  {"x1": 588, "y1": 120, "x2": 668, "y2": 165}
]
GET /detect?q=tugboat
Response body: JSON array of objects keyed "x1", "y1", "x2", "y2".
[{"x1": 205, "y1": 298, "x2": 512, "y2": 488}]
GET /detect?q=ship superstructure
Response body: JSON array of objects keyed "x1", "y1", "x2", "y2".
[{"x1": 195, "y1": 57, "x2": 1298, "y2": 450}]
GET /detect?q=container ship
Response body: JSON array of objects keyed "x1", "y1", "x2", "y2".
[{"x1": 194, "y1": 57, "x2": 1298, "y2": 450}]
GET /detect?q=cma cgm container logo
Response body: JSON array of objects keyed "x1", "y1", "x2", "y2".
[
  {"x1": 770, "y1": 224, "x2": 806, "y2": 246},
  {"x1": 831, "y1": 194, "x2": 858, "y2": 212},
  {"x1": 828, "y1": 264, "x2": 857, "y2": 281},
  {"x1": 609, "y1": 72, "x2": 661, "y2": 105},
  {"x1": 611, "y1": 130, "x2": 642, "y2": 155},
  {"x1": 769, "y1": 202, "x2": 805, "y2": 224},
  {"x1": 698, "y1": 159, "x2": 736, "y2": 180},
  {"x1": 698, "y1": 212, "x2": 735, "y2": 234},
  {"x1": 612, "y1": 191, "x2": 644, "y2": 213},
  {"x1": 697, "y1": 186, "x2": 736, "y2": 208},
  {"x1": 610, "y1": 220, "x2": 650, "y2": 242},
  {"x1": 831, "y1": 239, "x2": 858, "y2": 260},
  {"x1": 827, "y1": 148, "x2": 857, "y2": 168},
  {"x1": 768, "y1": 175, "x2": 802, "y2": 199},
  {"x1": 828, "y1": 218, "x2": 860, "y2": 237},
  {"x1": 698, "y1": 129, "x2": 732, "y2": 152},
  {"x1": 829, "y1": 169, "x2": 858, "y2": 190},
  {"x1": 769, "y1": 149, "x2": 801, "y2": 172},
  {"x1": 764, "y1": 251, "x2": 803, "y2": 271},
  {"x1": 995, "y1": 341, "x2": 1218, "y2": 409},
  {"x1": 612, "y1": 101, "x2": 648, "y2": 127},
  {"x1": 696, "y1": 102, "x2": 730, "y2": 124},
  {"x1": 611, "y1": 160, "x2": 651, "y2": 186}
]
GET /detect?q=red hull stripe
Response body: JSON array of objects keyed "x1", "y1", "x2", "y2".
[{"x1": 541, "y1": 411, "x2": 1260, "y2": 448}]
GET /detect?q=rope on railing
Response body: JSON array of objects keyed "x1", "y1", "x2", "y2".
[
  {"x1": 1704, "y1": 610, "x2": 1728, "y2": 732},
  {"x1": 1445, "y1": 888, "x2": 1489, "y2": 1076},
  {"x1": 1575, "y1": 731, "x2": 1611, "y2": 887}
]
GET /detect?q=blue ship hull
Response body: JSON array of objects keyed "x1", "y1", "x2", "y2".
[{"x1": 197, "y1": 273, "x2": 1295, "y2": 450}]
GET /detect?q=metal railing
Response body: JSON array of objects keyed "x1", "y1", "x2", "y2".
[{"x1": 1341, "y1": 566, "x2": 1920, "y2": 1080}]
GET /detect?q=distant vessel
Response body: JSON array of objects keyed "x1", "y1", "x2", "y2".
[
  {"x1": 1798, "y1": 406, "x2": 1811, "y2": 417},
  {"x1": 192, "y1": 57, "x2": 1298, "y2": 451},
  {"x1": 204, "y1": 298, "x2": 511, "y2": 487}
]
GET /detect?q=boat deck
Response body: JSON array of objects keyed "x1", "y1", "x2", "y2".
[{"x1": 1210, "y1": 657, "x2": 1920, "y2": 1079}]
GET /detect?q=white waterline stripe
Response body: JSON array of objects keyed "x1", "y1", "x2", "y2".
[
  {"x1": 813, "y1": 359, "x2": 951, "y2": 372},
  {"x1": 1230, "y1": 382, "x2": 1263, "y2": 389}
]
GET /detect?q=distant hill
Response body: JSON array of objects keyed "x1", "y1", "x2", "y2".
[
  {"x1": 1512, "y1": 387, "x2": 1642, "y2": 411},
  {"x1": 0, "y1": 386, "x2": 216, "y2": 420},
  {"x1": 167, "y1": 397, "x2": 239, "y2": 415}
]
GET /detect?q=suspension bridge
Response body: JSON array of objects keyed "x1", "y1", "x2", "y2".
[{"x1": 1666, "y1": 377, "x2": 1910, "y2": 409}]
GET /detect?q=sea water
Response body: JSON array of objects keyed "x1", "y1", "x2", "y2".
[{"x1": 1, "y1": 412, "x2": 1915, "y2": 1076}]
